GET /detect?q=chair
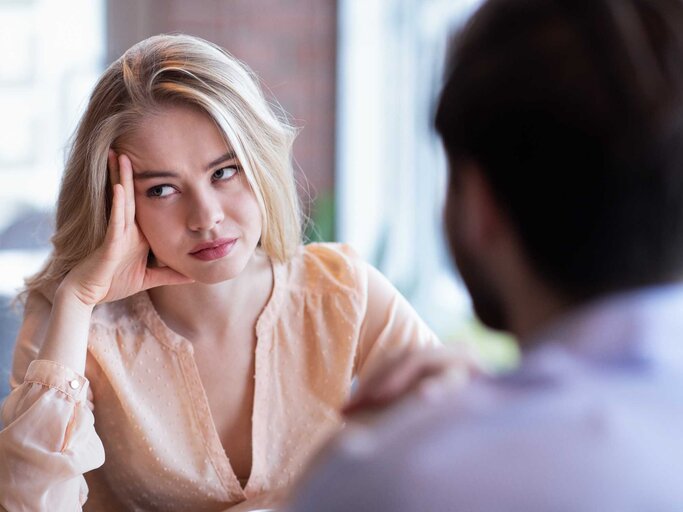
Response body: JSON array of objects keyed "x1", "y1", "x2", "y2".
[{"x1": 0, "y1": 295, "x2": 22, "y2": 407}]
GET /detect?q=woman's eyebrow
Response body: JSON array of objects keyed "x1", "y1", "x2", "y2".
[
  {"x1": 206, "y1": 151, "x2": 237, "y2": 170},
  {"x1": 133, "y1": 170, "x2": 178, "y2": 180},
  {"x1": 133, "y1": 151, "x2": 237, "y2": 180}
]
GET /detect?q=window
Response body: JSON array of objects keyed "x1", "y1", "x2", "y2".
[
  {"x1": 0, "y1": 0, "x2": 104, "y2": 293},
  {"x1": 0, "y1": 0, "x2": 104, "y2": 400},
  {"x1": 337, "y1": 0, "x2": 517, "y2": 369}
]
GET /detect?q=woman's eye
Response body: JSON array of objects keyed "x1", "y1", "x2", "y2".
[
  {"x1": 147, "y1": 185, "x2": 175, "y2": 198},
  {"x1": 212, "y1": 166, "x2": 238, "y2": 181}
]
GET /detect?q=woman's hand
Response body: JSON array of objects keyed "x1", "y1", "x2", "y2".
[
  {"x1": 343, "y1": 345, "x2": 483, "y2": 417},
  {"x1": 60, "y1": 151, "x2": 194, "y2": 306}
]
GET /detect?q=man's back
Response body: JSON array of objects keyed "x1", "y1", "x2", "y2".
[
  {"x1": 289, "y1": 285, "x2": 683, "y2": 511},
  {"x1": 288, "y1": 0, "x2": 683, "y2": 508}
]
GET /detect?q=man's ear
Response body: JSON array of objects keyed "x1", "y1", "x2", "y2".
[{"x1": 459, "y1": 164, "x2": 506, "y2": 253}]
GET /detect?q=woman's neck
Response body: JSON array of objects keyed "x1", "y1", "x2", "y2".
[{"x1": 147, "y1": 249, "x2": 274, "y2": 342}]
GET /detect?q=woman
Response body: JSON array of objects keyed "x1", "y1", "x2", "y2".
[{"x1": 0, "y1": 34, "x2": 439, "y2": 511}]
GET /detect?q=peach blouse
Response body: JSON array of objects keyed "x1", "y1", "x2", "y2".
[{"x1": 0, "y1": 243, "x2": 439, "y2": 511}]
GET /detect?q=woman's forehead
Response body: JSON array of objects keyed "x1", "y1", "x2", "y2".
[{"x1": 117, "y1": 104, "x2": 235, "y2": 170}]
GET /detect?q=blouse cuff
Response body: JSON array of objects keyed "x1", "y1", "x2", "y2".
[{"x1": 23, "y1": 360, "x2": 89, "y2": 402}]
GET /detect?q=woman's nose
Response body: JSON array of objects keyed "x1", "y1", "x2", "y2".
[{"x1": 187, "y1": 190, "x2": 225, "y2": 232}]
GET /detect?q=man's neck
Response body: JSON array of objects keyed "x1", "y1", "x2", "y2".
[{"x1": 499, "y1": 262, "x2": 574, "y2": 351}]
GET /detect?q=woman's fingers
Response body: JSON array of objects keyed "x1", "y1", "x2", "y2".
[
  {"x1": 117, "y1": 154, "x2": 136, "y2": 228},
  {"x1": 107, "y1": 150, "x2": 135, "y2": 231},
  {"x1": 143, "y1": 266, "x2": 195, "y2": 291},
  {"x1": 102, "y1": 150, "x2": 190, "y2": 300},
  {"x1": 104, "y1": 183, "x2": 126, "y2": 244}
]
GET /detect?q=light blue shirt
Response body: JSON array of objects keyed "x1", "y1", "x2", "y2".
[{"x1": 287, "y1": 285, "x2": 683, "y2": 511}]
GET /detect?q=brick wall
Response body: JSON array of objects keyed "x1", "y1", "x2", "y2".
[{"x1": 107, "y1": 0, "x2": 337, "y2": 232}]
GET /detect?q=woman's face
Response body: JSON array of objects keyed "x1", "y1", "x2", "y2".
[{"x1": 117, "y1": 104, "x2": 263, "y2": 284}]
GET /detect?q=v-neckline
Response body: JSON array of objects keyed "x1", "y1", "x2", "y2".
[{"x1": 131, "y1": 256, "x2": 285, "y2": 498}]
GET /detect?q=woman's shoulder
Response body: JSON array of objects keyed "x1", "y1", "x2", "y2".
[
  {"x1": 300, "y1": 242, "x2": 363, "y2": 265},
  {"x1": 286, "y1": 242, "x2": 369, "y2": 293}
]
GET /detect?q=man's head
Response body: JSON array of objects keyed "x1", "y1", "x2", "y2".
[{"x1": 436, "y1": 0, "x2": 683, "y2": 330}]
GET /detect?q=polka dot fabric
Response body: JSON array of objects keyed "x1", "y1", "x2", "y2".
[{"x1": 2, "y1": 243, "x2": 439, "y2": 511}]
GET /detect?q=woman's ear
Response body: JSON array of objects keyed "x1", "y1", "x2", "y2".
[{"x1": 108, "y1": 149, "x2": 120, "y2": 187}]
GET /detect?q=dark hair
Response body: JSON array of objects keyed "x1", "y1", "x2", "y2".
[{"x1": 436, "y1": 0, "x2": 683, "y2": 300}]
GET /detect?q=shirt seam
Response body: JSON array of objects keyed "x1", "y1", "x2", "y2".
[
  {"x1": 23, "y1": 379, "x2": 83, "y2": 402},
  {"x1": 177, "y1": 354, "x2": 239, "y2": 499}
]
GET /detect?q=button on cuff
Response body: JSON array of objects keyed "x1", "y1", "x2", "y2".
[{"x1": 24, "y1": 360, "x2": 89, "y2": 400}]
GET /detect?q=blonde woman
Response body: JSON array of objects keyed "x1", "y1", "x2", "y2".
[{"x1": 0, "y1": 35, "x2": 439, "y2": 511}]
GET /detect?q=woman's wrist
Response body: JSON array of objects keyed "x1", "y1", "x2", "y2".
[
  {"x1": 37, "y1": 281, "x2": 97, "y2": 373},
  {"x1": 55, "y1": 276, "x2": 99, "y2": 310}
]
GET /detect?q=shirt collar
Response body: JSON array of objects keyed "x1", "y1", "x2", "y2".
[{"x1": 520, "y1": 282, "x2": 683, "y2": 374}]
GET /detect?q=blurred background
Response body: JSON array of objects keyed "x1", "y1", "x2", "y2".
[{"x1": 0, "y1": 0, "x2": 516, "y2": 401}]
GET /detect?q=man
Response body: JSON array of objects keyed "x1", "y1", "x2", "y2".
[{"x1": 285, "y1": 0, "x2": 683, "y2": 509}]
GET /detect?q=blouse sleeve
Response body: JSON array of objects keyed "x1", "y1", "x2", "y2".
[
  {"x1": 354, "y1": 262, "x2": 441, "y2": 380},
  {"x1": 0, "y1": 293, "x2": 105, "y2": 511}
]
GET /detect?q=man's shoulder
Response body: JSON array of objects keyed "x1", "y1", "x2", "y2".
[
  {"x1": 290, "y1": 359, "x2": 683, "y2": 511},
  {"x1": 367, "y1": 352, "x2": 683, "y2": 467}
]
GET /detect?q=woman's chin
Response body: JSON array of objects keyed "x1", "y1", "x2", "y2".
[
  {"x1": 155, "y1": 251, "x2": 253, "y2": 286},
  {"x1": 180, "y1": 265, "x2": 245, "y2": 285}
]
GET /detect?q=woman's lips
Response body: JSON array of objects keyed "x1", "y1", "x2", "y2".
[{"x1": 189, "y1": 238, "x2": 236, "y2": 261}]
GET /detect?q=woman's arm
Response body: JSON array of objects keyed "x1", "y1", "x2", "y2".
[
  {"x1": 0, "y1": 153, "x2": 192, "y2": 511},
  {"x1": 0, "y1": 292, "x2": 104, "y2": 511},
  {"x1": 37, "y1": 152, "x2": 192, "y2": 374},
  {"x1": 349, "y1": 264, "x2": 477, "y2": 415},
  {"x1": 354, "y1": 264, "x2": 441, "y2": 378},
  {"x1": 38, "y1": 287, "x2": 95, "y2": 376}
]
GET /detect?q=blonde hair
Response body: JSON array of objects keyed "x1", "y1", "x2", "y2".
[{"x1": 24, "y1": 34, "x2": 302, "y2": 299}]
